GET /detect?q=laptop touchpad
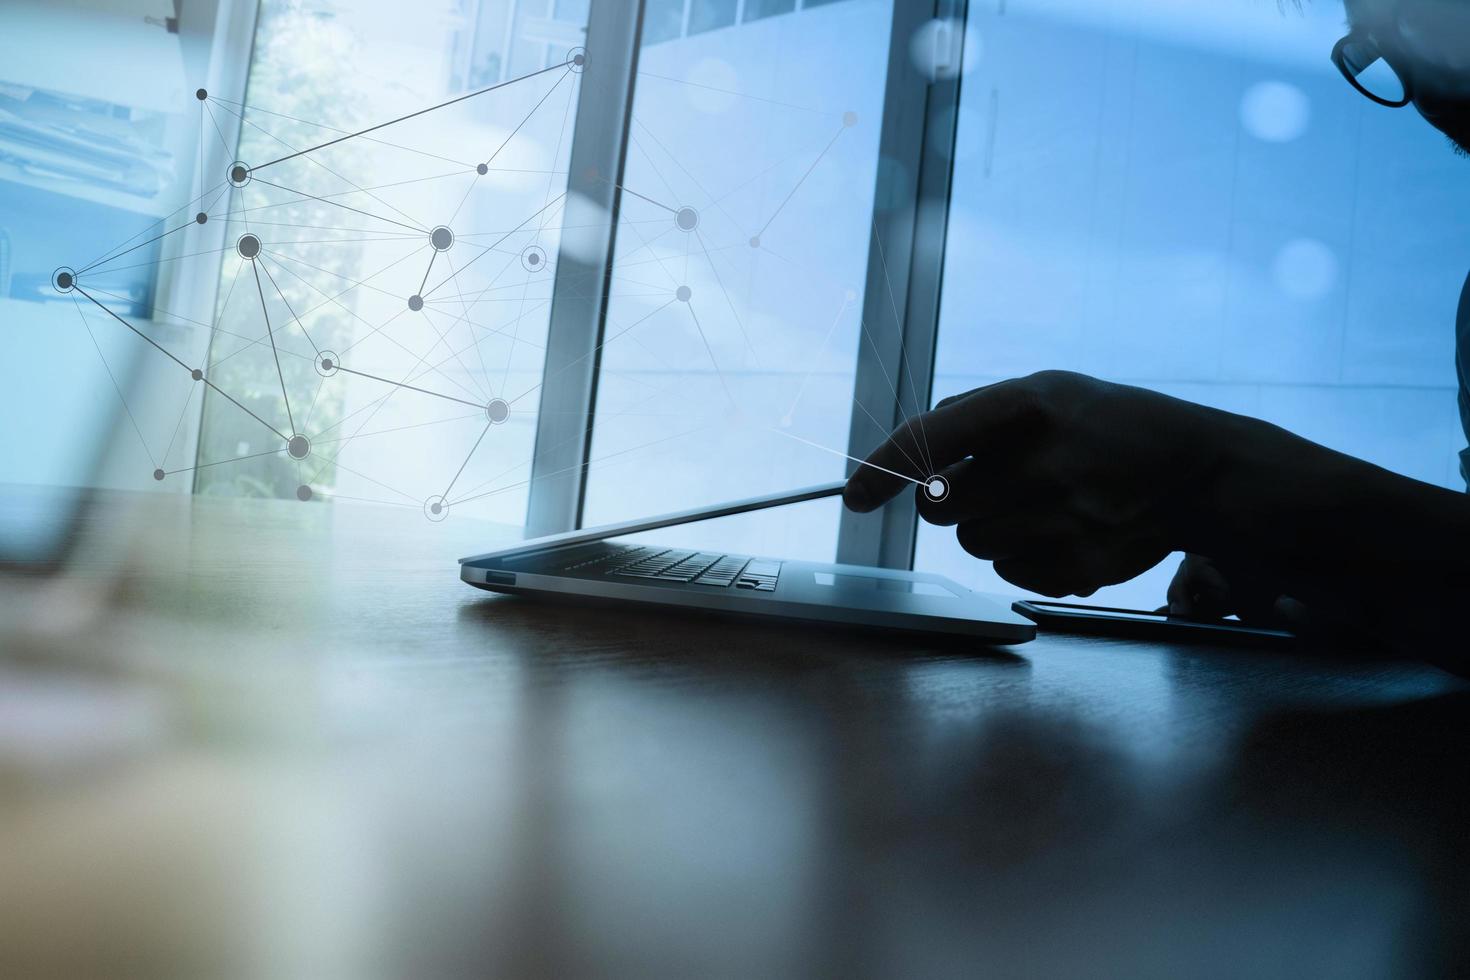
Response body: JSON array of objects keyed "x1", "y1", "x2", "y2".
[{"x1": 812, "y1": 572, "x2": 959, "y2": 598}]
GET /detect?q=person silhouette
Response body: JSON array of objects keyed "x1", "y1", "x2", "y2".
[{"x1": 843, "y1": 0, "x2": 1470, "y2": 672}]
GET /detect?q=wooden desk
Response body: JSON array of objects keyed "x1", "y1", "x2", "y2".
[{"x1": 1, "y1": 490, "x2": 1466, "y2": 978}]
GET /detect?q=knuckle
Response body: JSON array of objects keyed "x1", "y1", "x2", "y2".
[{"x1": 1009, "y1": 384, "x2": 1053, "y2": 432}]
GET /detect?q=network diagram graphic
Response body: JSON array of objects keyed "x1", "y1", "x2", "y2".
[{"x1": 52, "y1": 44, "x2": 949, "y2": 523}]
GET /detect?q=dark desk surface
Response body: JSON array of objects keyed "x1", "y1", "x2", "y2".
[{"x1": 1, "y1": 490, "x2": 1466, "y2": 978}]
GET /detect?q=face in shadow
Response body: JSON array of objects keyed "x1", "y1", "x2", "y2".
[{"x1": 1347, "y1": 0, "x2": 1470, "y2": 154}]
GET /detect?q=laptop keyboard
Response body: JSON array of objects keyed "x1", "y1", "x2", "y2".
[{"x1": 558, "y1": 545, "x2": 781, "y2": 591}]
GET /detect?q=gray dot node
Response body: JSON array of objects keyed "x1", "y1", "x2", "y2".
[
  {"x1": 296, "y1": 485, "x2": 313, "y2": 502},
  {"x1": 196, "y1": 212, "x2": 208, "y2": 224},
  {"x1": 843, "y1": 110, "x2": 859, "y2": 128},
  {"x1": 521, "y1": 244, "x2": 547, "y2": 272},
  {"x1": 287, "y1": 434, "x2": 311, "y2": 460},
  {"x1": 430, "y1": 226, "x2": 454, "y2": 251},
  {"x1": 316, "y1": 351, "x2": 340, "y2": 378},
  {"x1": 228, "y1": 161, "x2": 252, "y2": 186},
  {"x1": 153, "y1": 468, "x2": 166, "y2": 481},
  {"x1": 408, "y1": 294, "x2": 425, "y2": 312},
  {"x1": 424, "y1": 496, "x2": 449, "y2": 522},
  {"x1": 675, "y1": 206, "x2": 699, "y2": 231},
  {"x1": 748, "y1": 235, "x2": 761, "y2": 248},
  {"x1": 52, "y1": 268, "x2": 76, "y2": 292},
  {"x1": 191, "y1": 368, "x2": 203, "y2": 381},
  {"x1": 486, "y1": 398, "x2": 510, "y2": 424},
  {"x1": 476, "y1": 163, "x2": 488, "y2": 175},
  {"x1": 568, "y1": 47, "x2": 587, "y2": 72},
  {"x1": 676, "y1": 285, "x2": 692, "y2": 302},
  {"x1": 236, "y1": 234, "x2": 261, "y2": 260},
  {"x1": 196, "y1": 88, "x2": 208, "y2": 101}
]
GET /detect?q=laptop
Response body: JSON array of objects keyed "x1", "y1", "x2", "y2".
[{"x1": 459, "y1": 483, "x2": 1037, "y2": 643}]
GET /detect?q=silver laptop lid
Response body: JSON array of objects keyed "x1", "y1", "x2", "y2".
[{"x1": 460, "y1": 482, "x2": 846, "y2": 565}]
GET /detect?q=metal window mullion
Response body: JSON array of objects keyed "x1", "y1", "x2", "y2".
[
  {"x1": 164, "y1": 0, "x2": 261, "y2": 490},
  {"x1": 835, "y1": 0, "x2": 968, "y2": 569},
  {"x1": 525, "y1": 0, "x2": 646, "y2": 535}
]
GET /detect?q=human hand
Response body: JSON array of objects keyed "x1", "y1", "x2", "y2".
[
  {"x1": 1165, "y1": 553, "x2": 1291, "y2": 623},
  {"x1": 843, "y1": 371, "x2": 1242, "y2": 597}
]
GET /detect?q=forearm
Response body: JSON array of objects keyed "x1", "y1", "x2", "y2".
[{"x1": 1175, "y1": 413, "x2": 1470, "y2": 662}]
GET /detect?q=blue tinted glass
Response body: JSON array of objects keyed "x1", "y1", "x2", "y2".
[
  {"x1": 643, "y1": 0, "x2": 687, "y2": 45},
  {"x1": 689, "y1": 0, "x2": 738, "y2": 35},
  {"x1": 915, "y1": 1, "x2": 1470, "y2": 607},
  {"x1": 584, "y1": 0, "x2": 896, "y2": 562},
  {"x1": 743, "y1": 0, "x2": 797, "y2": 21}
]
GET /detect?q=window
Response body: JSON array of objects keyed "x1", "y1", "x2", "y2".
[
  {"x1": 689, "y1": 0, "x2": 739, "y2": 36},
  {"x1": 193, "y1": 0, "x2": 588, "y2": 523},
  {"x1": 578, "y1": 0, "x2": 894, "y2": 559},
  {"x1": 914, "y1": 1, "x2": 1470, "y2": 607}
]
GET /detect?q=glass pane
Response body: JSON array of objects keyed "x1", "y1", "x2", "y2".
[
  {"x1": 689, "y1": 0, "x2": 739, "y2": 36},
  {"x1": 193, "y1": 0, "x2": 587, "y2": 527},
  {"x1": 581, "y1": 0, "x2": 893, "y2": 560},
  {"x1": 1356, "y1": 57, "x2": 1406, "y2": 102},
  {"x1": 743, "y1": 0, "x2": 798, "y2": 23},
  {"x1": 643, "y1": 0, "x2": 688, "y2": 47},
  {"x1": 915, "y1": 1, "x2": 1470, "y2": 607}
]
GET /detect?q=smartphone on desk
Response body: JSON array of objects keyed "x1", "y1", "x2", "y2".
[{"x1": 1013, "y1": 600, "x2": 1296, "y2": 649}]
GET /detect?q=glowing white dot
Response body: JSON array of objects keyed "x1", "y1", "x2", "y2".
[
  {"x1": 1273, "y1": 238, "x2": 1338, "y2": 300},
  {"x1": 1240, "y1": 81, "x2": 1311, "y2": 143}
]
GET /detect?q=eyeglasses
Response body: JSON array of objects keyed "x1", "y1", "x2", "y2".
[{"x1": 1332, "y1": 30, "x2": 1413, "y2": 107}]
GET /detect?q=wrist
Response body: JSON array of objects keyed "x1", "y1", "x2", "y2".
[{"x1": 1167, "y1": 410, "x2": 1325, "y2": 563}]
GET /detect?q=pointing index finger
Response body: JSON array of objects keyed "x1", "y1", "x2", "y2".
[{"x1": 842, "y1": 381, "x2": 1031, "y2": 512}]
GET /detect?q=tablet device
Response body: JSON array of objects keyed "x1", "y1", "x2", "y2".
[{"x1": 1013, "y1": 600, "x2": 1295, "y2": 648}]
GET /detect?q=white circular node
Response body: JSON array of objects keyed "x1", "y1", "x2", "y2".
[
  {"x1": 430, "y1": 226, "x2": 454, "y2": 251},
  {"x1": 316, "y1": 351, "x2": 340, "y2": 378},
  {"x1": 924, "y1": 476, "x2": 950, "y2": 502},
  {"x1": 485, "y1": 398, "x2": 510, "y2": 425},
  {"x1": 287, "y1": 434, "x2": 311, "y2": 460},
  {"x1": 236, "y1": 234, "x2": 261, "y2": 260},
  {"x1": 568, "y1": 47, "x2": 587, "y2": 72},
  {"x1": 408, "y1": 294, "x2": 425, "y2": 312},
  {"x1": 152, "y1": 468, "x2": 166, "y2": 482},
  {"x1": 227, "y1": 161, "x2": 252, "y2": 187},
  {"x1": 423, "y1": 496, "x2": 449, "y2": 522},
  {"x1": 521, "y1": 244, "x2": 547, "y2": 273},
  {"x1": 52, "y1": 267, "x2": 76, "y2": 293},
  {"x1": 748, "y1": 235, "x2": 761, "y2": 249},
  {"x1": 676, "y1": 285, "x2": 692, "y2": 302},
  {"x1": 675, "y1": 206, "x2": 700, "y2": 232},
  {"x1": 296, "y1": 485, "x2": 313, "y2": 502},
  {"x1": 843, "y1": 110, "x2": 859, "y2": 128}
]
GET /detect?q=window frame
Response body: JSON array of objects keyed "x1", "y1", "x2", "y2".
[
  {"x1": 193, "y1": 0, "x2": 964, "y2": 558},
  {"x1": 834, "y1": 0, "x2": 966, "y2": 569},
  {"x1": 522, "y1": 0, "x2": 964, "y2": 557}
]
